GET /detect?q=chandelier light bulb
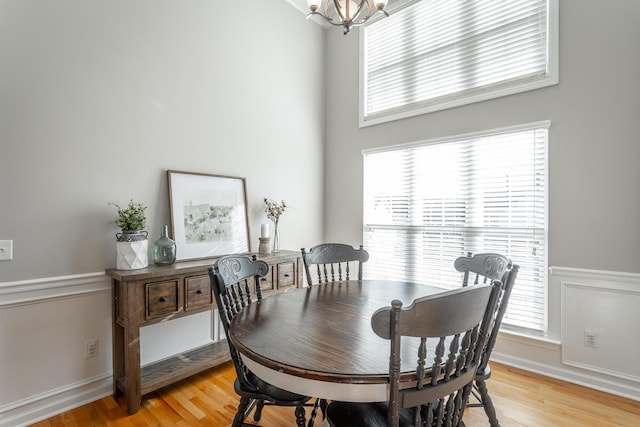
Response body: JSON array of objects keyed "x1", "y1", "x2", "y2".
[
  {"x1": 307, "y1": 0, "x2": 322, "y2": 12},
  {"x1": 375, "y1": 0, "x2": 389, "y2": 10}
]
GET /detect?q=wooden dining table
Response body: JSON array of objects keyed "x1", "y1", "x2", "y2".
[{"x1": 228, "y1": 279, "x2": 444, "y2": 402}]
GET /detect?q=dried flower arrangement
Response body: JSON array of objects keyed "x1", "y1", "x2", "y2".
[{"x1": 264, "y1": 198, "x2": 286, "y2": 228}]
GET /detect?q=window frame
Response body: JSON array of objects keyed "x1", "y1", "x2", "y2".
[
  {"x1": 359, "y1": 0, "x2": 559, "y2": 127},
  {"x1": 362, "y1": 121, "x2": 550, "y2": 334}
]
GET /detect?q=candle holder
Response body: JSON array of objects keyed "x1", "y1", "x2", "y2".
[{"x1": 259, "y1": 237, "x2": 271, "y2": 255}]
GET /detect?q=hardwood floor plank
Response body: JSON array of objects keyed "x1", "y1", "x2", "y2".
[{"x1": 29, "y1": 362, "x2": 640, "y2": 426}]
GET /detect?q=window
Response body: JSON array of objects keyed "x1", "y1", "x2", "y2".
[
  {"x1": 363, "y1": 122, "x2": 548, "y2": 333},
  {"x1": 360, "y1": 0, "x2": 558, "y2": 126}
]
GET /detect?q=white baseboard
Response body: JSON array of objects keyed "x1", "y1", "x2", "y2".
[
  {"x1": 492, "y1": 349, "x2": 640, "y2": 402},
  {"x1": 0, "y1": 373, "x2": 112, "y2": 427}
]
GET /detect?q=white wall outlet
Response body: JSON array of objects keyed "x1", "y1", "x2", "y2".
[
  {"x1": 85, "y1": 339, "x2": 98, "y2": 359},
  {"x1": 0, "y1": 240, "x2": 13, "y2": 261},
  {"x1": 584, "y1": 329, "x2": 599, "y2": 348}
]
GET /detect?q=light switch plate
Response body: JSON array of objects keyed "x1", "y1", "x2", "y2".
[{"x1": 0, "y1": 240, "x2": 13, "y2": 261}]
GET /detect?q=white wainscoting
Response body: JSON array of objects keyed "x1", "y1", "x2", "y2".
[
  {"x1": 2, "y1": 267, "x2": 639, "y2": 426},
  {"x1": 0, "y1": 274, "x2": 112, "y2": 427},
  {"x1": 558, "y1": 267, "x2": 640, "y2": 382},
  {"x1": 488, "y1": 266, "x2": 640, "y2": 403},
  {"x1": 0, "y1": 273, "x2": 219, "y2": 427}
]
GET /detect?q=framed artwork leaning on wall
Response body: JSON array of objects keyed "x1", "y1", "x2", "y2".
[{"x1": 167, "y1": 170, "x2": 250, "y2": 261}]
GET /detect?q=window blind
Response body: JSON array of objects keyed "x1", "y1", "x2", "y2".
[
  {"x1": 363, "y1": 123, "x2": 548, "y2": 333},
  {"x1": 361, "y1": 0, "x2": 557, "y2": 126}
]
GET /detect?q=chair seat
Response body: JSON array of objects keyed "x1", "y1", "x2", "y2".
[
  {"x1": 234, "y1": 371, "x2": 310, "y2": 405},
  {"x1": 327, "y1": 402, "x2": 416, "y2": 427},
  {"x1": 327, "y1": 401, "x2": 468, "y2": 427},
  {"x1": 474, "y1": 363, "x2": 492, "y2": 381}
]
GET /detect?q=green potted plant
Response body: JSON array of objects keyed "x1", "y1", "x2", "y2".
[
  {"x1": 110, "y1": 200, "x2": 149, "y2": 270},
  {"x1": 113, "y1": 200, "x2": 147, "y2": 231}
]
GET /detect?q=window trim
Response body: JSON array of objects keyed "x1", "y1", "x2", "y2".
[
  {"x1": 358, "y1": 0, "x2": 559, "y2": 128},
  {"x1": 361, "y1": 120, "x2": 550, "y2": 155}
]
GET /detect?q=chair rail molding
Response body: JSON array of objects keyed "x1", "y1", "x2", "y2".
[
  {"x1": 0, "y1": 272, "x2": 110, "y2": 308},
  {"x1": 549, "y1": 265, "x2": 640, "y2": 282}
]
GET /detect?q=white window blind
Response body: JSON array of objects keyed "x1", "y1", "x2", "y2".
[
  {"x1": 363, "y1": 123, "x2": 548, "y2": 333},
  {"x1": 361, "y1": 0, "x2": 558, "y2": 126}
]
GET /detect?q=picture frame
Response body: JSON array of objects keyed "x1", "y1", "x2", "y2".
[{"x1": 167, "y1": 170, "x2": 251, "y2": 261}]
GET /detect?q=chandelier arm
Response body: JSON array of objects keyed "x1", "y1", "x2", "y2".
[
  {"x1": 354, "y1": 0, "x2": 371, "y2": 20},
  {"x1": 332, "y1": 0, "x2": 347, "y2": 23},
  {"x1": 307, "y1": 11, "x2": 357, "y2": 29},
  {"x1": 355, "y1": 7, "x2": 389, "y2": 24},
  {"x1": 306, "y1": 11, "x2": 334, "y2": 23},
  {"x1": 307, "y1": 10, "x2": 362, "y2": 29},
  {"x1": 362, "y1": 0, "x2": 372, "y2": 19},
  {"x1": 348, "y1": 0, "x2": 371, "y2": 24},
  {"x1": 341, "y1": 7, "x2": 389, "y2": 29}
]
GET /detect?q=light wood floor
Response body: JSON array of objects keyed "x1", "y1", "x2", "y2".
[{"x1": 31, "y1": 362, "x2": 640, "y2": 427}]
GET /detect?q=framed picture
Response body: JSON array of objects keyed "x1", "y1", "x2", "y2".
[{"x1": 167, "y1": 170, "x2": 251, "y2": 261}]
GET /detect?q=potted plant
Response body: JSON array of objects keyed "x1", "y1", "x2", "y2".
[
  {"x1": 111, "y1": 200, "x2": 149, "y2": 270},
  {"x1": 113, "y1": 200, "x2": 147, "y2": 231}
]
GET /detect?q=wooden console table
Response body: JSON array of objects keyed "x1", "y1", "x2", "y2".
[{"x1": 105, "y1": 250, "x2": 302, "y2": 414}]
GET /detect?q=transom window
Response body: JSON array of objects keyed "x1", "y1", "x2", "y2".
[
  {"x1": 363, "y1": 122, "x2": 548, "y2": 333},
  {"x1": 360, "y1": 0, "x2": 558, "y2": 126}
]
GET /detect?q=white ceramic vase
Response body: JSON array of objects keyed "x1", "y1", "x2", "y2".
[{"x1": 116, "y1": 230, "x2": 149, "y2": 270}]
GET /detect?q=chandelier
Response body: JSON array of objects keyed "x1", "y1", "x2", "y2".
[{"x1": 306, "y1": 0, "x2": 389, "y2": 34}]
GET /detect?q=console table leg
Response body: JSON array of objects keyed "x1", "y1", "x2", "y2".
[
  {"x1": 125, "y1": 334, "x2": 142, "y2": 414},
  {"x1": 124, "y1": 284, "x2": 142, "y2": 414}
]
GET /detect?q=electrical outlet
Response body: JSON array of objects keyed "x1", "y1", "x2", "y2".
[
  {"x1": 85, "y1": 339, "x2": 98, "y2": 359},
  {"x1": 0, "y1": 240, "x2": 13, "y2": 261},
  {"x1": 584, "y1": 330, "x2": 598, "y2": 348}
]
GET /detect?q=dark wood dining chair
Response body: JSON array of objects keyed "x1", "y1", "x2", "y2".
[
  {"x1": 326, "y1": 282, "x2": 502, "y2": 427},
  {"x1": 208, "y1": 255, "x2": 311, "y2": 427},
  {"x1": 454, "y1": 252, "x2": 520, "y2": 427},
  {"x1": 300, "y1": 243, "x2": 370, "y2": 424},
  {"x1": 301, "y1": 243, "x2": 369, "y2": 286}
]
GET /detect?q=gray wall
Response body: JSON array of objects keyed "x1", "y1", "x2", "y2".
[
  {"x1": 323, "y1": 0, "x2": 640, "y2": 399},
  {"x1": 324, "y1": 0, "x2": 640, "y2": 273},
  {"x1": 0, "y1": 2, "x2": 325, "y2": 424},
  {"x1": 0, "y1": 0, "x2": 325, "y2": 283}
]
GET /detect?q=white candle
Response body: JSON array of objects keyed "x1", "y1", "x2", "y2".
[{"x1": 261, "y1": 223, "x2": 269, "y2": 238}]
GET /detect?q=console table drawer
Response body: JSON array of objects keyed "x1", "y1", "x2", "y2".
[
  {"x1": 277, "y1": 262, "x2": 296, "y2": 289},
  {"x1": 146, "y1": 280, "x2": 180, "y2": 319},
  {"x1": 259, "y1": 267, "x2": 275, "y2": 294},
  {"x1": 185, "y1": 275, "x2": 213, "y2": 310}
]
